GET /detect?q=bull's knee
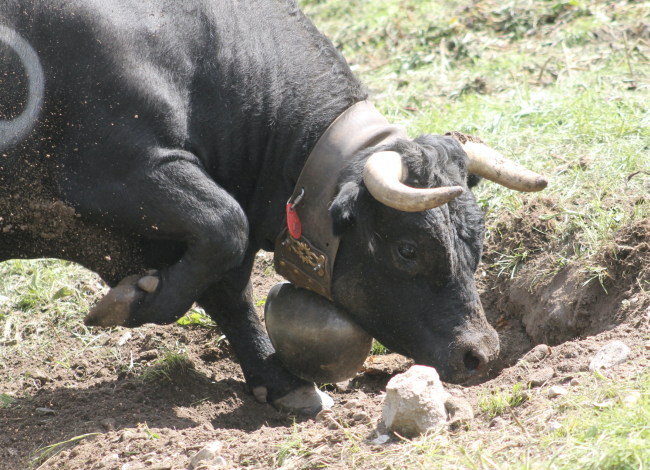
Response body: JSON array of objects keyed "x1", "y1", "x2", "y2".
[{"x1": 195, "y1": 204, "x2": 248, "y2": 275}]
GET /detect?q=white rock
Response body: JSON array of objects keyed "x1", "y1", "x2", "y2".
[
  {"x1": 189, "y1": 441, "x2": 222, "y2": 470},
  {"x1": 382, "y1": 365, "x2": 450, "y2": 438},
  {"x1": 548, "y1": 386, "x2": 567, "y2": 398},
  {"x1": 0, "y1": 295, "x2": 9, "y2": 306},
  {"x1": 117, "y1": 331, "x2": 132, "y2": 346},
  {"x1": 589, "y1": 341, "x2": 630, "y2": 371},
  {"x1": 371, "y1": 434, "x2": 390, "y2": 445}
]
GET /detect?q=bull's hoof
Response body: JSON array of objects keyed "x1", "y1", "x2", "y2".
[
  {"x1": 272, "y1": 385, "x2": 334, "y2": 416},
  {"x1": 84, "y1": 273, "x2": 159, "y2": 327}
]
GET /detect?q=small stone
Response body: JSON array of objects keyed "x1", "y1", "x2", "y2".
[
  {"x1": 548, "y1": 386, "x2": 567, "y2": 398},
  {"x1": 529, "y1": 367, "x2": 555, "y2": 387},
  {"x1": 344, "y1": 399, "x2": 361, "y2": 409},
  {"x1": 645, "y1": 341, "x2": 650, "y2": 351},
  {"x1": 327, "y1": 421, "x2": 339, "y2": 430},
  {"x1": 137, "y1": 276, "x2": 159, "y2": 293},
  {"x1": 570, "y1": 378, "x2": 580, "y2": 386},
  {"x1": 213, "y1": 456, "x2": 226, "y2": 466},
  {"x1": 352, "y1": 411, "x2": 369, "y2": 422},
  {"x1": 98, "y1": 453, "x2": 119, "y2": 467},
  {"x1": 589, "y1": 341, "x2": 630, "y2": 371},
  {"x1": 36, "y1": 407, "x2": 56, "y2": 415},
  {"x1": 252, "y1": 386, "x2": 267, "y2": 403},
  {"x1": 117, "y1": 331, "x2": 132, "y2": 346},
  {"x1": 546, "y1": 421, "x2": 562, "y2": 432},
  {"x1": 518, "y1": 390, "x2": 532, "y2": 401},
  {"x1": 188, "y1": 441, "x2": 222, "y2": 470},
  {"x1": 382, "y1": 365, "x2": 450, "y2": 437},
  {"x1": 335, "y1": 379, "x2": 352, "y2": 392},
  {"x1": 101, "y1": 418, "x2": 116, "y2": 431},
  {"x1": 490, "y1": 417, "x2": 506, "y2": 429},
  {"x1": 522, "y1": 344, "x2": 552, "y2": 363},
  {"x1": 371, "y1": 434, "x2": 391, "y2": 445},
  {"x1": 138, "y1": 350, "x2": 159, "y2": 361},
  {"x1": 29, "y1": 369, "x2": 52, "y2": 383},
  {"x1": 444, "y1": 396, "x2": 474, "y2": 429}
]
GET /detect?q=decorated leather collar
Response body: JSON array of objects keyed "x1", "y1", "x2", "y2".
[{"x1": 274, "y1": 101, "x2": 408, "y2": 300}]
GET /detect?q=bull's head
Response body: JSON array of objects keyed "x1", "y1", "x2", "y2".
[{"x1": 329, "y1": 134, "x2": 546, "y2": 383}]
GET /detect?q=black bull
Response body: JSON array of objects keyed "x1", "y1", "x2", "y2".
[{"x1": 0, "y1": 0, "x2": 504, "y2": 414}]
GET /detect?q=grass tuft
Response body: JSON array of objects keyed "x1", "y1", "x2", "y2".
[{"x1": 479, "y1": 382, "x2": 528, "y2": 418}]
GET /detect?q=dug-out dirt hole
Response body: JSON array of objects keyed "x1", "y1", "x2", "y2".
[{"x1": 477, "y1": 201, "x2": 650, "y2": 380}]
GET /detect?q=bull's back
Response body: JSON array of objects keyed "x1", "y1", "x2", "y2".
[{"x1": 0, "y1": 0, "x2": 361, "y2": 182}]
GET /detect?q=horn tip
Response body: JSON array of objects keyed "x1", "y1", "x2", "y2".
[{"x1": 534, "y1": 176, "x2": 549, "y2": 191}]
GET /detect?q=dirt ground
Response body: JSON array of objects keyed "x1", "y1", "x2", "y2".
[{"x1": 1, "y1": 198, "x2": 649, "y2": 469}]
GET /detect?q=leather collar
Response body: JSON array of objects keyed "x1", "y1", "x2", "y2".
[{"x1": 274, "y1": 101, "x2": 408, "y2": 300}]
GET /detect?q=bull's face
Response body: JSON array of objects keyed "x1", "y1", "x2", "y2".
[{"x1": 328, "y1": 134, "x2": 499, "y2": 383}]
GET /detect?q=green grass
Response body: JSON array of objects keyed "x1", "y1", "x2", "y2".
[
  {"x1": 479, "y1": 382, "x2": 529, "y2": 418},
  {"x1": 541, "y1": 371, "x2": 650, "y2": 469},
  {"x1": 370, "y1": 339, "x2": 388, "y2": 355},
  {"x1": 0, "y1": 259, "x2": 108, "y2": 376},
  {"x1": 273, "y1": 422, "x2": 308, "y2": 468},
  {"x1": 176, "y1": 308, "x2": 218, "y2": 328},
  {"x1": 140, "y1": 349, "x2": 193, "y2": 382},
  {"x1": 303, "y1": 0, "x2": 650, "y2": 270}
]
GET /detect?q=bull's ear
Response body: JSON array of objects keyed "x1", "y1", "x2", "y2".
[
  {"x1": 329, "y1": 182, "x2": 359, "y2": 236},
  {"x1": 467, "y1": 173, "x2": 482, "y2": 189}
]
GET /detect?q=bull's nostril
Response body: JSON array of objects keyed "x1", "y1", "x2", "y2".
[{"x1": 463, "y1": 351, "x2": 482, "y2": 372}]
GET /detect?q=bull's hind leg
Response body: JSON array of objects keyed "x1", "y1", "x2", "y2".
[
  {"x1": 77, "y1": 148, "x2": 248, "y2": 327},
  {"x1": 197, "y1": 256, "x2": 333, "y2": 416}
]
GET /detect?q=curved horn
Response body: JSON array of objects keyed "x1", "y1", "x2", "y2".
[
  {"x1": 363, "y1": 151, "x2": 464, "y2": 212},
  {"x1": 458, "y1": 140, "x2": 548, "y2": 192}
]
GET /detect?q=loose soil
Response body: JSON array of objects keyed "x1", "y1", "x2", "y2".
[{"x1": 1, "y1": 202, "x2": 649, "y2": 470}]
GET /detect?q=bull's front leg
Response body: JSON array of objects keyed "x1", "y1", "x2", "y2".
[
  {"x1": 80, "y1": 148, "x2": 248, "y2": 327},
  {"x1": 198, "y1": 256, "x2": 333, "y2": 416}
]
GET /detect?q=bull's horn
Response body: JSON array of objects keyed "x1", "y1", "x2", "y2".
[
  {"x1": 459, "y1": 141, "x2": 548, "y2": 192},
  {"x1": 363, "y1": 151, "x2": 464, "y2": 212}
]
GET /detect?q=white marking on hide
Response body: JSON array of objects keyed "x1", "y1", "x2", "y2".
[{"x1": 0, "y1": 25, "x2": 45, "y2": 151}]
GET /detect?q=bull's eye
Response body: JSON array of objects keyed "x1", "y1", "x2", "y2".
[{"x1": 397, "y1": 244, "x2": 417, "y2": 260}]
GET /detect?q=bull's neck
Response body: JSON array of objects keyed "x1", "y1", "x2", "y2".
[{"x1": 272, "y1": 101, "x2": 407, "y2": 298}]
